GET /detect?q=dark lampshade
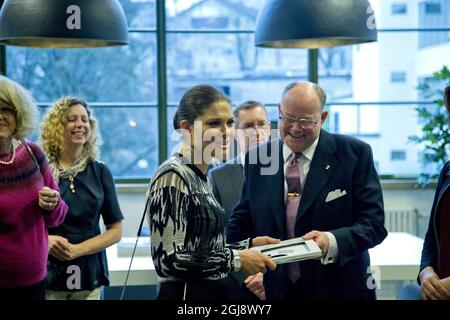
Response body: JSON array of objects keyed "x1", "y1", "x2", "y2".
[
  {"x1": 255, "y1": 0, "x2": 378, "y2": 48},
  {"x1": 0, "y1": 0, "x2": 128, "y2": 48}
]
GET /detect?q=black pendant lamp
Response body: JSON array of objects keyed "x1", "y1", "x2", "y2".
[
  {"x1": 0, "y1": 0, "x2": 128, "y2": 48},
  {"x1": 255, "y1": 0, "x2": 377, "y2": 48}
]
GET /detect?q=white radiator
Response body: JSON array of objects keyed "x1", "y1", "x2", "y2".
[{"x1": 385, "y1": 209, "x2": 419, "y2": 235}]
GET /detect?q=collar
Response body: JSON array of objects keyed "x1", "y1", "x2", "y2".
[{"x1": 282, "y1": 133, "x2": 320, "y2": 163}]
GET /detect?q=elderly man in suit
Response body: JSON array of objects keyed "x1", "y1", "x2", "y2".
[
  {"x1": 209, "y1": 100, "x2": 271, "y2": 299},
  {"x1": 227, "y1": 82, "x2": 387, "y2": 300}
]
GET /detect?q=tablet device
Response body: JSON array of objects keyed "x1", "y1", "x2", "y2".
[{"x1": 252, "y1": 237, "x2": 322, "y2": 264}]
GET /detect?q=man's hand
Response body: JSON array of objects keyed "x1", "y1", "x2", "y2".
[
  {"x1": 245, "y1": 273, "x2": 265, "y2": 300},
  {"x1": 239, "y1": 250, "x2": 276, "y2": 275},
  {"x1": 420, "y1": 267, "x2": 450, "y2": 300},
  {"x1": 302, "y1": 230, "x2": 329, "y2": 256},
  {"x1": 251, "y1": 236, "x2": 280, "y2": 247}
]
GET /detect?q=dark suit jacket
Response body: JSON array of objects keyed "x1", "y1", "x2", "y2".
[
  {"x1": 208, "y1": 158, "x2": 244, "y2": 220},
  {"x1": 420, "y1": 161, "x2": 450, "y2": 276},
  {"x1": 227, "y1": 130, "x2": 387, "y2": 300},
  {"x1": 207, "y1": 159, "x2": 259, "y2": 300}
]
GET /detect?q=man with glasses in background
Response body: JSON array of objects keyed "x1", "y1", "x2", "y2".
[
  {"x1": 227, "y1": 81, "x2": 387, "y2": 300},
  {"x1": 209, "y1": 100, "x2": 271, "y2": 300}
]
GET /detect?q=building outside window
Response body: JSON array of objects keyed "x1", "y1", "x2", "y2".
[
  {"x1": 391, "y1": 71, "x2": 407, "y2": 82},
  {"x1": 392, "y1": 3, "x2": 408, "y2": 14},
  {"x1": 3, "y1": 0, "x2": 449, "y2": 180}
]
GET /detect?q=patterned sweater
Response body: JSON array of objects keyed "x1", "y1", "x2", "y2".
[
  {"x1": 0, "y1": 141, "x2": 68, "y2": 287},
  {"x1": 147, "y1": 154, "x2": 248, "y2": 281}
]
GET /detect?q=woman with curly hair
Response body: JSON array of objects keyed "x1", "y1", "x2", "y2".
[
  {"x1": 0, "y1": 76, "x2": 68, "y2": 300},
  {"x1": 40, "y1": 97, "x2": 123, "y2": 300}
]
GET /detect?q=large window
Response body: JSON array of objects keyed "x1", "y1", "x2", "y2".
[
  {"x1": 4, "y1": 0, "x2": 450, "y2": 179},
  {"x1": 6, "y1": 0, "x2": 158, "y2": 178}
]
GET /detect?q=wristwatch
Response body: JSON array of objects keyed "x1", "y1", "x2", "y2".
[{"x1": 232, "y1": 249, "x2": 241, "y2": 272}]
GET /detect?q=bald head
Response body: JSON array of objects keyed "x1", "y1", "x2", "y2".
[
  {"x1": 282, "y1": 82, "x2": 327, "y2": 110},
  {"x1": 279, "y1": 81, "x2": 328, "y2": 153}
]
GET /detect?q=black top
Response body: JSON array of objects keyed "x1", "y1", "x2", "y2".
[{"x1": 48, "y1": 160, "x2": 124, "y2": 291}]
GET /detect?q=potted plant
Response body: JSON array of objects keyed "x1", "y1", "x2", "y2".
[{"x1": 409, "y1": 66, "x2": 450, "y2": 184}]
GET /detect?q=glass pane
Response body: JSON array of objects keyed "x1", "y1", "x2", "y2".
[
  {"x1": 29, "y1": 106, "x2": 158, "y2": 179},
  {"x1": 7, "y1": 34, "x2": 157, "y2": 103},
  {"x1": 327, "y1": 105, "x2": 380, "y2": 135},
  {"x1": 121, "y1": 0, "x2": 156, "y2": 29},
  {"x1": 167, "y1": 33, "x2": 307, "y2": 104},
  {"x1": 375, "y1": 0, "x2": 449, "y2": 28},
  {"x1": 93, "y1": 106, "x2": 158, "y2": 179},
  {"x1": 319, "y1": 31, "x2": 449, "y2": 102},
  {"x1": 167, "y1": 106, "x2": 181, "y2": 158},
  {"x1": 326, "y1": 103, "x2": 439, "y2": 177},
  {"x1": 166, "y1": 0, "x2": 262, "y2": 29}
]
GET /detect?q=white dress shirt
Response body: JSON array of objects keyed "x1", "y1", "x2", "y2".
[{"x1": 282, "y1": 136, "x2": 339, "y2": 265}]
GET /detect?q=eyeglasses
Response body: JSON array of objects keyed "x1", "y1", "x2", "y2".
[
  {"x1": 0, "y1": 106, "x2": 17, "y2": 117},
  {"x1": 279, "y1": 111, "x2": 318, "y2": 129}
]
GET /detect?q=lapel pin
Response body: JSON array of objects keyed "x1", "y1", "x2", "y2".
[{"x1": 325, "y1": 164, "x2": 331, "y2": 170}]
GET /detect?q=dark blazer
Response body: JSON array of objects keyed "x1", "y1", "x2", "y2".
[
  {"x1": 420, "y1": 161, "x2": 450, "y2": 275},
  {"x1": 227, "y1": 130, "x2": 387, "y2": 300},
  {"x1": 208, "y1": 158, "x2": 260, "y2": 300},
  {"x1": 208, "y1": 158, "x2": 244, "y2": 220}
]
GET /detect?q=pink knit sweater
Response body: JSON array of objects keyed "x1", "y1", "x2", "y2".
[{"x1": 0, "y1": 141, "x2": 68, "y2": 287}]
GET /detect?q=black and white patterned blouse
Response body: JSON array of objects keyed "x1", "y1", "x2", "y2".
[{"x1": 147, "y1": 154, "x2": 249, "y2": 281}]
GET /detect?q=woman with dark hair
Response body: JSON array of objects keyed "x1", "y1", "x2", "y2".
[
  {"x1": 40, "y1": 97, "x2": 123, "y2": 300},
  {"x1": 146, "y1": 84, "x2": 279, "y2": 300},
  {"x1": 0, "y1": 76, "x2": 68, "y2": 300},
  {"x1": 418, "y1": 84, "x2": 450, "y2": 300}
]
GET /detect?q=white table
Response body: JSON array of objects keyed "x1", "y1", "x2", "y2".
[
  {"x1": 107, "y1": 232, "x2": 424, "y2": 286},
  {"x1": 369, "y1": 232, "x2": 424, "y2": 281},
  {"x1": 106, "y1": 238, "x2": 157, "y2": 286}
]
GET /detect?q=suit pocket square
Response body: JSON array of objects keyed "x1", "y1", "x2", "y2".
[{"x1": 325, "y1": 189, "x2": 347, "y2": 203}]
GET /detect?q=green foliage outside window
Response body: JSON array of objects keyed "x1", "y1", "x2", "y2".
[{"x1": 410, "y1": 66, "x2": 450, "y2": 183}]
